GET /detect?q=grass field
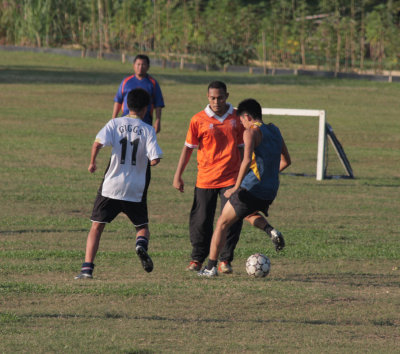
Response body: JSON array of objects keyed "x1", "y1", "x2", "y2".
[{"x1": 0, "y1": 50, "x2": 399, "y2": 353}]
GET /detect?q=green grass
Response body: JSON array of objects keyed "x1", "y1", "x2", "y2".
[{"x1": 0, "y1": 50, "x2": 399, "y2": 353}]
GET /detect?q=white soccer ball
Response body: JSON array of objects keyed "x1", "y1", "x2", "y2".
[{"x1": 246, "y1": 253, "x2": 271, "y2": 278}]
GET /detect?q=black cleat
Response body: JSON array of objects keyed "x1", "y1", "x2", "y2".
[
  {"x1": 136, "y1": 246, "x2": 154, "y2": 273},
  {"x1": 270, "y1": 229, "x2": 285, "y2": 252}
]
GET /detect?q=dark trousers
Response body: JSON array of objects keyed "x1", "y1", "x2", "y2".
[{"x1": 189, "y1": 186, "x2": 243, "y2": 263}]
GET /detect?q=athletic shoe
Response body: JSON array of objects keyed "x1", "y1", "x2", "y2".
[
  {"x1": 218, "y1": 261, "x2": 233, "y2": 274},
  {"x1": 136, "y1": 246, "x2": 154, "y2": 273},
  {"x1": 186, "y1": 260, "x2": 202, "y2": 271},
  {"x1": 74, "y1": 272, "x2": 93, "y2": 280},
  {"x1": 198, "y1": 267, "x2": 218, "y2": 278},
  {"x1": 270, "y1": 229, "x2": 285, "y2": 252}
]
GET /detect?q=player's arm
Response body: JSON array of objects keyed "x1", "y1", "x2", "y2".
[
  {"x1": 88, "y1": 141, "x2": 103, "y2": 173},
  {"x1": 153, "y1": 81, "x2": 164, "y2": 133},
  {"x1": 153, "y1": 107, "x2": 162, "y2": 134},
  {"x1": 224, "y1": 129, "x2": 256, "y2": 198},
  {"x1": 112, "y1": 102, "x2": 122, "y2": 119},
  {"x1": 150, "y1": 158, "x2": 161, "y2": 166},
  {"x1": 236, "y1": 115, "x2": 245, "y2": 161},
  {"x1": 173, "y1": 145, "x2": 194, "y2": 193},
  {"x1": 279, "y1": 138, "x2": 291, "y2": 172}
]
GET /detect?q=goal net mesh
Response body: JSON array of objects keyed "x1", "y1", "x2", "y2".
[{"x1": 263, "y1": 115, "x2": 348, "y2": 179}]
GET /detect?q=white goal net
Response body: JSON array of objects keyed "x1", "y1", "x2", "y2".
[{"x1": 262, "y1": 108, "x2": 353, "y2": 180}]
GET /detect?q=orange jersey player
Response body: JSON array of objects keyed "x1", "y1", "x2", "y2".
[{"x1": 173, "y1": 81, "x2": 244, "y2": 274}]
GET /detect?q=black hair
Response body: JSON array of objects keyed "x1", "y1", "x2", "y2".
[
  {"x1": 207, "y1": 81, "x2": 227, "y2": 93},
  {"x1": 237, "y1": 98, "x2": 262, "y2": 119},
  {"x1": 133, "y1": 54, "x2": 150, "y2": 66},
  {"x1": 127, "y1": 88, "x2": 150, "y2": 112}
]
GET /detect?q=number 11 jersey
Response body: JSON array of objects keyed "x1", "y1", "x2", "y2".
[{"x1": 95, "y1": 116, "x2": 163, "y2": 202}]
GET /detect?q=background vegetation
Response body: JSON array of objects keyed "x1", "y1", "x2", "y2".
[
  {"x1": 1, "y1": 0, "x2": 400, "y2": 72},
  {"x1": 0, "y1": 50, "x2": 399, "y2": 353}
]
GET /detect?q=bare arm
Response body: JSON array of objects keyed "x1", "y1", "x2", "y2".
[
  {"x1": 224, "y1": 129, "x2": 256, "y2": 198},
  {"x1": 279, "y1": 138, "x2": 291, "y2": 172},
  {"x1": 112, "y1": 102, "x2": 122, "y2": 119},
  {"x1": 88, "y1": 141, "x2": 103, "y2": 173},
  {"x1": 173, "y1": 145, "x2": 194, "y2": 193},
  {"x1": 153, "y1": 107, "x2": 162, "y2": 134}
]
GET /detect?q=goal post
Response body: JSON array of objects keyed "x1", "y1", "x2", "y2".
[
  {"x1": 262, "y1": 108, "x2": 327, "y2": 180},
  {"x1": 325, "y1": 123, "x2": 354, "y2": 179}
]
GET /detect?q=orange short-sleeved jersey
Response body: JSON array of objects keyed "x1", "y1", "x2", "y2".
[{"x1": 185, "y1": 104, "x2": 244, "y2": 188}]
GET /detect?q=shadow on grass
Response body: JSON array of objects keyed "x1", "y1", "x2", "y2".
[
  {"x1": 0, "y1": 229, "x2": 87, "y2": 234},
  {"x1": 359, "y1": 176, "x2": 400, "y2": 188},
  {"x1": 0, "y1": 67, "x2": 122, "y2": 85},
  {"x1": 274, "y1": 273, "x2": 400, "y2": 288},
  {"x1": 11, "y1": 312, "x2": 398, "y2": 327},
  {"x1": 0, "y1": 66, "x2": 339, "y2": 87}
]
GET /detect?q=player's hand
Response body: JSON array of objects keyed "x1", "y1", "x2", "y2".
[
  {"x1": 224, "y1": 187, "x2": 236, "y2": 199},
  {"x1": 88, "y1": 163, "x2": 97, "y2": 173},
  {"x1": 173, "y1": 177, "x2": 184, "y2": 193},
  {"x1": 150, "y1": 158, "x2": 160, "y2": 166}
]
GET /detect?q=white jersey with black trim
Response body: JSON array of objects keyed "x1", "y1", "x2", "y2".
[{"x1": 95, "y1": 116, "x2": 163, "y2": 202}]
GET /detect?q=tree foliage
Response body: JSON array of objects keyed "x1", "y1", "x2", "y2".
[{"x1": 0, "y1": 0, "x2": 399, "y2": 71}]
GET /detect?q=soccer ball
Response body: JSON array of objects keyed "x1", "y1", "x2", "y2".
[{"x1": 246, "y1": 253, "x2": 271, "y2": 278}]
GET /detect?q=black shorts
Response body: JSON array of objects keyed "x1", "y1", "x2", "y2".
[
  {"x1": 90, "y1": 192, "x2": 148, "y2": 227},
  {"x1": 229, "y1": 187, "x2": 273, "y2": 220}
]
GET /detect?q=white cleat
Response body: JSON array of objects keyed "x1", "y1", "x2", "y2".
[{"x1": 198, "y1": 267, "x2": 218, "y2": 278}]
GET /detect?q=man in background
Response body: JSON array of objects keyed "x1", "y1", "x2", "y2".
[{"x1": 113, "y1": 54, "x2": 164, "y2": 133}]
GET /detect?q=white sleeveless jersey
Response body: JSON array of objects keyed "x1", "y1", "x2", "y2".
[{"x1": 95, "y1": 116, "x2": 163, "y2": 202}]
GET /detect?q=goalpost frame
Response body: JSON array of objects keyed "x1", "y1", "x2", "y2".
[{"x1": 261, "y1": 108, "x2": 326, "y2": 181}]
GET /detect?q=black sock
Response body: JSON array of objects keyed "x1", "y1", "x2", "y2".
[
  {"x1": 263, "y1": 224, "x2": 274, "y2": 237},
  {"x1": 81, "y1": 262, "x2": 95, "y2": 275},
  {"x1": 207, "y1": 259, "x2": 218, "y2": 270},
  {"x1": 136, "y1": 236, "x2": 149, "y2": 251}
]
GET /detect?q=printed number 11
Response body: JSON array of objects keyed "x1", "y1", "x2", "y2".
[{"x1": 119, "y1": 137, "x2": 139, "y2": 165}]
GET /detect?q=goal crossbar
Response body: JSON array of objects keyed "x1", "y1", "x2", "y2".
[{"x1": 261, "y1": 108, "x2": 326, "y2": 180}]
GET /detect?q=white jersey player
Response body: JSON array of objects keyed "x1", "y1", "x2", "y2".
[
  {"x1": 96, "y1": 115, "x2": 162, "y2": 202},
  {"x1": 75, "y1": 89, "x2": 163, "y2": 280}
]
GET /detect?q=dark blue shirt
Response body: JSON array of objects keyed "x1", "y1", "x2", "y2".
[
  {"x1": 114, "y1": 74, "x2": 164, "y2": 126},
  {"x1": 241, "y1": 123, "x2": 283, "y2": 200}
]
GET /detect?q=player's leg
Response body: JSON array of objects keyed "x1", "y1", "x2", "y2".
[
  {"x1": 245, "y1": 211, "x2": 285, "y2": 252},
  {"x1": 218, "y1": 186, "x2": 243, "y2": 273},
  {"x1": 85, "y1": 221, "x2": 106, "y2": 263},
  {"x1": 75, "y1": 194, "x2": 120, "y2": 279},
  {"x1": 198, "y1": 201, "x2": 239, "y2": 277},
  {"x1": 188, "y1": 187, "x2": 218, "y2": 271},
  {"x1": 122, "y1": 199, "x2": 154, "y2": 273},
  {"x1": 135, "y1": 225, "x2": 153, "y2": 273},
  {"x1": 210, "y1": 201, "x2": 239, "y2": 261},
  {"x1": 135, "y1": 225, "x2": 150, "y2": 251},
  {"x1": 75, "y1": 222, "x2": 106, "y2": 279},
  {"x1": 245, "y1": 212, "x2": 268, "y2": 230}
]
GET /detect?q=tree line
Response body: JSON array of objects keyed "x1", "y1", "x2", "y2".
[{"x1": 1, "y1": 0, "x2": 399, "y2": 73}]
